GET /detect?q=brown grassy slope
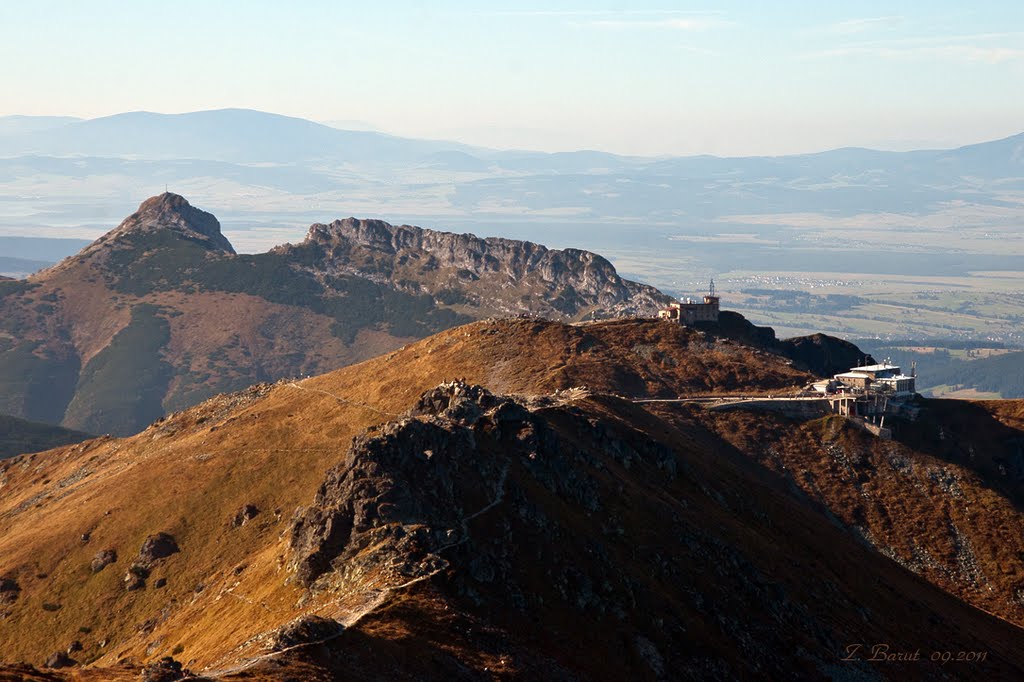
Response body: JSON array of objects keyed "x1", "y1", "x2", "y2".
[
  {"x1": 680, "y1": 397, "x2": 1024, "y2": 630},
  {"x1": 0, "y1": 318, "x2": 807, "y2": 670},
  {"x1": 14, "y1": 318, "x2": 1024, "y2": 678},
  {"x1": 3, "y1": 269, "x2": 415, "y2": 421},
  {"x1": 8, "y1": 387, "x2": 1024, "y2": 680},
  {"x1": 310, "y1": 316, "x2": 813, "y2": 408}
]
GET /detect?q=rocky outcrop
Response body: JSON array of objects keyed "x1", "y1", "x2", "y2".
[
  {"x1": 779, "y1": 333, "x2": 875, "y2": 378},
  {"x1": 288, "y1": 380, "x2": 676, "y2": 608},
  {"x1": 230, "y1": 504, "x2": 260, "y2": 528},
  {"x1": 140, "y1": 656, "x2": 191, "y2": 682},
  {"x1": 290, "y1": 382, "x2": 543, "y2": 586},
  {"x1": 704, "y1": 310, "x2": 779, "y2": 348},
  {"x1": 43, "y1": 651, "x2": 76, "y2": 669},
  {"x1": 271, "y1": 615, "x2": 345, "y2": 651},
  {"x1": 79, "y1": 192, "x2": 235, "y2": 258},
  {"x1": 703, "y1": 311, "x2": 873, "y2": 378},
  {"x1": 119, "y1": 533, "x2": 179, "y2": 591},
  {"x1": 295, "y1": 217, "x2": 673, "y2": 318}
]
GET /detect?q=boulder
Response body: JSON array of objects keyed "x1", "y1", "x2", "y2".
[
  {"x1": 91, "y1": 548, "x2": 117, "y2": 573},
  {"x1": 0, "y1": 577, "x2": 19, "y2": 604},
  {"x1": 231, "y1": 504, "x2": 260, "y2": 528},
  {"x1": 138, "y1": 533, "x2": 179, "y2": 565},
  {"x1": 124, "y1": 564, "x2": 149, "y2": 591},
  {"x1": 141, "y1": 656, "x2": 189, "y2": 682},
  {"x1": 43, "y1": 651, "x2": 76, "y2": 668}
]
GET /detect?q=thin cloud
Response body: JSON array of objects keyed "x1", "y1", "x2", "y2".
[
  {"x1": 585, "y1": 17, "x2": 730, "y2": 31},
  {"x1": 825, "y1": 16, "x2": 904, "y2": 34},
  {"x1": 479, "y1": 10, "x2": 724, "y2": 18},
  {"x1": 817, "y1": 44, "x2": 1024, "y2": 63},
  {"x1": 476, "y1": 9, "x2": 731, "y2": 30},
  {"x1": 675, "y1": 44, "x2": 721, "y2": 56},
  {"x1": 803, "y1": 32, "x2": 1024, "y2": 64}
]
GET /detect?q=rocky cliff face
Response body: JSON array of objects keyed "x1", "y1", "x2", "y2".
[
  {"x1": 295, "y1": 217, "x2": 673, "y2": 318},
  {"x1": 115, "y1": 192, "x2": 234, "y2": 253}
]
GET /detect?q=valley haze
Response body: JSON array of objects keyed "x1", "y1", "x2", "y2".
[{"x1": 2, "y1": 108, "x2": 1023, "y2": 349}]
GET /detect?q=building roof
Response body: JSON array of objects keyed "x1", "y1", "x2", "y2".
[
  {"x1": 856, "y1": 363, "x2": 900, "y2": 373},
  {"x1": 835, "y1": 371, "x2": 872, "y2": 380}
]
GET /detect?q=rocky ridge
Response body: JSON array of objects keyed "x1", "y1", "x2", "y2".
[
  {"x1": 293, "y1": 217, "x2": 673, "y2": 318},
  {"x1": 50, "y1": 193, "x2": 234, "y2": 273}
]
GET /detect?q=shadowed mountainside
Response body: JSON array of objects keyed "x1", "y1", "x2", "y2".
[
  {"x1": 0, "y1": 414, "x2": 91, "y2": 460},
  {"x1": 651, "y1": 394, "x2": 1024, "y2": 635}
]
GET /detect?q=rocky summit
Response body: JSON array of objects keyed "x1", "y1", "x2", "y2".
[
  {"x1": 70, "y1": 192, "x2": 236, "y2": 263},
  {"x1": 3, "y1": 317, "x2": 1024, "y2": 679}
]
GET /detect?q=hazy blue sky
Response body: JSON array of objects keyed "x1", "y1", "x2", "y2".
[{"x1": 2, "y1": 1, "x2": 1022, "y2": 155}]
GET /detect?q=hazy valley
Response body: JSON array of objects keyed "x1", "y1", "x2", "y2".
[{"x1": 2, "y1": 109, "x2": 1023, "y2": 350}]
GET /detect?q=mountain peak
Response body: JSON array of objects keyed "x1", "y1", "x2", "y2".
[
  {"x1": 110, "y1": 192, "x2": 235, "y2": 253},
  {"x1": 137, "y1": 190, "x2": 193, "y2": 213}
]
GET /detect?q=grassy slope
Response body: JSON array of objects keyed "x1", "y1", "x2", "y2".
[
  {"x1": 62, "y1": 304, "x2": 173, "y2": 435},
  {"x1": 0, "y1": 318, "x2": 812, "y2": 669},
  {"x1": 2, "y1": 318, "x2": 1024, "y2": 678}
]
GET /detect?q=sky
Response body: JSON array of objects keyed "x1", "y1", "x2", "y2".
[{"x1": 1, "y1": 1, "x2": 1023, "y2": 156}]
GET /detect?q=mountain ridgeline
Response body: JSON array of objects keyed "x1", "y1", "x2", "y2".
[{"x1": 0, "y1": 193, "x2": 677, "y2": 437}]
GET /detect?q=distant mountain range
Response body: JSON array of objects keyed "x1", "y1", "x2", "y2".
[
  {"x1": 2, "y1": 109, "x2": 1022, "y2": 177},
  {"x1": 1, "y1": 110, "x2": 1021, "y2": 285},
  {"x1": 0, "y1": 109, "x2": 482, "y2": 163}
]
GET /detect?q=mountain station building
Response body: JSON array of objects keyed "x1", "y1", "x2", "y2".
[
  {"x1": 658, "y1": 281, "x2": 720, "y2": 325},
  {"x1": 826, "y1": 361, "x2": 916, "y2": 397}
]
